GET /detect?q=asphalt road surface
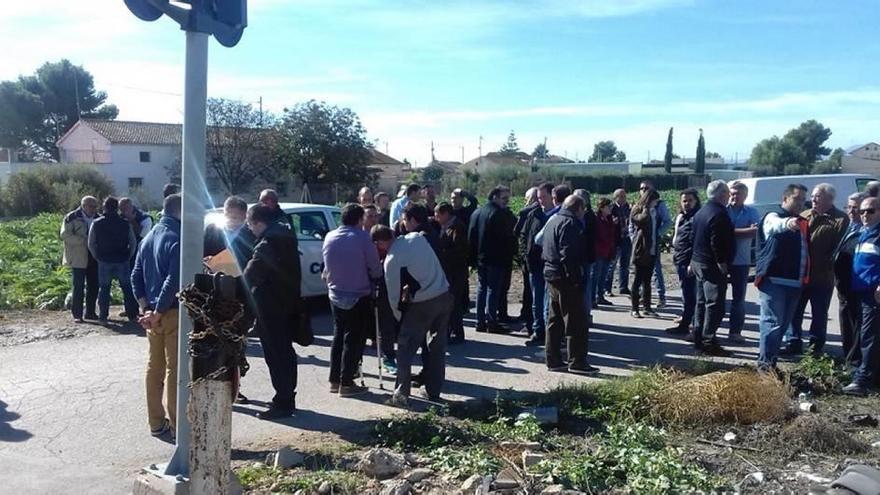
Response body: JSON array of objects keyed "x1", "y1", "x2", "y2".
[{"x1": 0, "y1": 286, "x2": 840, "y2": 494}]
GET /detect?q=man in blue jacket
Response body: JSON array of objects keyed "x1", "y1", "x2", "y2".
[
  {"x1": 131, "y1": 193, "x2": 181, "y2": 440},
  {"x1": 843, "y1": 196, "x2": 880, "y2": 395},
  {"x1": 755, "y1": 184, "x2": 809, "y2": 371}
]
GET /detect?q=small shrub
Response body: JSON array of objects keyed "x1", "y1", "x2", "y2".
[
  {"x1": 235, "y1": 464, "x2": 365, "y2": 494},
  {"x1": 0, "y1": 165, "x2": 114, "y2": 217},
  {"x1": 780, "y1": 415, "x2": 869, "y2": 454},
  {"x1": 427, "y1": 446, "x2": 501, "y2": 479},
  {"x1": 373, "y1": 409, "x2": 479, "y2": 450},
  {"x1": 792, "y1": 349, "x2": 847, "y2": 394}
]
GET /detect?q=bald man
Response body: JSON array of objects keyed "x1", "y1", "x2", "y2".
[{"x1": 62, "y1": 196, "x2": 100, "y2": 322}]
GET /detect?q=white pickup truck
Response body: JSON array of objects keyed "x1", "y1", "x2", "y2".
[{"x1": 205, "y1": 203, "x2": 340, "y2": 297}]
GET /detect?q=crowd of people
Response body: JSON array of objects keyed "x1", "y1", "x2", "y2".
[{"x1": 59, "y1": 177, "x2": 880, "y2": 436}]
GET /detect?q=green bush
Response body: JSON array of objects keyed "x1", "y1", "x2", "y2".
[
  {"x1": 0, "y1": 213, "x2": 69, "y2": 310},
  {"x1": 536, "y1": 422, "x2": 723, "y2": 494},
  {"x1": 0, "y1": 165, "x2": 114, "y2": 217}
]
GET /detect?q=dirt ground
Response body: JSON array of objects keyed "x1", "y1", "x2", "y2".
[{"x1": 0, "y1": 308, "x2": 143, "y2": 347}]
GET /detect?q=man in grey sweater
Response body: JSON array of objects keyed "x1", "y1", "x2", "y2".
[{"x1": 383, "y1": 230, "x2": 453, "y2": 407}]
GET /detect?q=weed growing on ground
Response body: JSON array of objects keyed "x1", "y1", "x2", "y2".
[
  {"x1": 536, "y1": 422, "x2": 724, "y2": 494},
  {"x1": 792, "y1": 350, "x2": 848, "y2": 394},
  {"x1": 236, "y1": 464, "x2": 365, "y2": 494},
  {"x1": 426, "y1": 445, "x2": 502, "y2": 479}
]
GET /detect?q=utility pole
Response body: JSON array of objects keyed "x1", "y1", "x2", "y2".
[
  {"x1": 125, "y1": 1, "x2": 247, "y2": 493},
  {"x1": 461, "y1": 145, "x2": 464, "y2": 164},
  {"x1": 258, "y1": 96, "x2": 263, "y2": 127},
  {"x1": 478, "y1": 135, "x2": 483, "y2": 169}
]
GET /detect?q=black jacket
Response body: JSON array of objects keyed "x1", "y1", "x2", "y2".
[
  {"x1": 204, "y1": 224, "x2": 257, "y2": 270},
  {"x1": 91, "y1": 212, "x2": 135, "y2": 263},
  {"x1": 834, "y1": 225, "x2": 862, "y2": 293},
  {"x1": 542, "y1": 209, "x2": 585, "y2": 285},
  {"x1": 515, "y1": 203, "x2": 540, "y2": 260},
  {"x1": 691, "y1": 200, "x2": 735, "y2": 266},
  {"x1": 432, "y1": 218, "x2": 469, "y2": 286},
  {"x1": 672, "y1": 208, "x2": 698, "y2": 267},
  {"x1": 243, "y1": 223, "x2": 301, "y2": 322},
  {"x1": 468, "y1": 201, "x2": 515, "y2": 267},
  {"x1": 452, "y1": 193, "x2": 479, "y2": 227},
  {"x1": 522, "y1": 206, "x2": 551, "y2": 271}
]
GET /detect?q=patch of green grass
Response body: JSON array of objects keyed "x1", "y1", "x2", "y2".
[
  {"x1": 536, "y1": 422, "x2": 724, "y2": 494},
  {"x1": 236, "y1": 464, "x2": 365, "y2": 494},
  {"x1": 549, "y1": 366, "x2": 679, "y2": 422},
  {"x1": 426, "y1": 446, "x2": 501, "y2": 479}
]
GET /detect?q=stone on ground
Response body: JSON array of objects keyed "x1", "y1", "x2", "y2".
[
  {"x1": 357, "y1": 448, "x2": 407, "y2": 479},
  {"x1": 380, "y1": 479, "x2": 412, "y2": 495},
  {"x1": 273, "y1": 446, "x2": 306, "y2": 469},
  {"x1": 404, "y1": 467, "x2": 434, "y2": 483}
]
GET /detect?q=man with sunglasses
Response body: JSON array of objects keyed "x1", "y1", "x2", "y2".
[
  {"x1": 843, "y1": 196, "x2": 880, "y2": 395},
  {"x1": 834, "y1": 193, "x2": 866, "y2": 364},
  {"x1": 755, "y1": 184, "x2": 809, "y2": 372},
  {"x1": 783, "y1": 184, "x2": 849, "y2": 356}
]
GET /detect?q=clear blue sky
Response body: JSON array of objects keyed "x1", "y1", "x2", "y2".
[{"x1": 4, "y1": 0, "x2": 879, "y2": 165}]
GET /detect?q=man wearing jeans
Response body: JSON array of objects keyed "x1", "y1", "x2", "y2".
[
  {"x1": 468, "y1": 185, "x2": 515, "y2": 334},
  {"x1": 638, "y1": 180, "x2": 672, "y2": 308},
  {"x1": 323, "y1": 204, "x2": 383, "y2": 397},
  {"x1": 843, "y1": 196, "x2": 880, "y2": 396},
  {"x1": 521, "y1": 183, "x2": 558, "y2": 346},
  {"x1": 61, "y1": 196, "x2": 99, "y2": 323},
  {"x1": 784, "y1": 183, "x2": 849, "y2": 355},
  {"x1": 88, "y1": 196, "x2": 139, "y2": 324},
  {"x1": 755, "y1": 184, "x2": 809, "y2": 371},
  {"x1": 131, "y1": 193, "x2": 181, "y2": 439},
  {"x1": 690, "y1": 180, "x2": 735, "y2": 357},
  {"x1": 605, "y1": 189, "x2": 632, "y2": 296},
  {"x1": 726, "y1": 181, "x2": 761, "y2": 343}
]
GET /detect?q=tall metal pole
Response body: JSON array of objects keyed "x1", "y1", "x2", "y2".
[{"x1": 165, "y1": 30, "x2": 209, "y2": 477}]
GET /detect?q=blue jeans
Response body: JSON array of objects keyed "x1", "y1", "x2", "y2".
[
  {"x1": 676, "y1": 264, "x2": 696, "y2": 326},
  {"x1": 606, "y1": 239, "x2": 632, "y2": 292},
  {"x1": 97, "y1": 261, "x2": 139, "y2": 320},
  {"x1": 529, "y1": 269, "x2": 546, "y2": 336},
  {"x1": 787, "y1": 285, "x2": 834, "y2": 351},
  {"x1": 727, "y1": 265, "x2": 750, "y2": 336},
  {"x1": 854, "y1": 298, "x2": 880, "y2": 387},
  {"x1": 476, "y1": 264, "x2": 504, "y2": 327},
  {"x1": 757, "y1": 283, "x2": 803, "y2": 367},
  {"x1": 653, "y1": 254, "x2": 666, "y2": 300},
  {"x1": 582, "y1": 263, "x2": 593, "y2": 317},
  {"x1": 592, "y1": 258, "x2": 611, "y2": 302}
]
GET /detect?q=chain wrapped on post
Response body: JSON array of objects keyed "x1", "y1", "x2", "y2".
[{"x1": 179, "y1": 272, "x2": 252, "y2": 391}]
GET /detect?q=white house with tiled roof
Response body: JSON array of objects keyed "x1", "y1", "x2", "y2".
[{"x1": 57, "y1": 119, "x2": 182, "y2": 206}]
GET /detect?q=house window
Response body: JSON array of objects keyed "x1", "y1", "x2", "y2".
[
  {"x1": 129, "y1": 177, "x2": 144, "y2": 191},
  {"x1": 139, "y1": 151, "x2": 151, "y2": 163},
  {"x1": 275, "y1": 181, "x2": 289, "y2": 196}
]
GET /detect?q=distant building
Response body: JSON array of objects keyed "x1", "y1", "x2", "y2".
[
  {"x1": 370, "y1": 149, "x2": 412, "y2": 195},
  {"x1": 54, "y1": 119, "x2": 405, "y2": 206},
  {"x1": 842, "y1": 142, "x2": 880, "y2": 175}
]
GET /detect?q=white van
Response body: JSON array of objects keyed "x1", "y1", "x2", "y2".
[
  {"x1": 730, "y1": 174, "x2": 876, "y2": 216},
  {"x1": 205, "y1": 203, "x2": 340, "y2": 297}
]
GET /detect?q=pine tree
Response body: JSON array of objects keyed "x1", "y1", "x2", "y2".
[
  {"x1": 695, "y1": 129, "x2": 706, "y2": 174},
  {"x1": 664, "y1": 127, "x2": 674, "y2": 173}
]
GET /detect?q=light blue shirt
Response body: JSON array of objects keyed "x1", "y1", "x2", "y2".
[
  {"x1": 389, "y1": 196, "x2": 410, "y2": 227},
  {"x1": 728, "y1": 204, "x2": 761, "y2": 266}
]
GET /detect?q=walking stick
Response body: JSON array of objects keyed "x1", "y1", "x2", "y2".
[{"x1": 375, "y1": 292, "x2": 385, "y2": 390}]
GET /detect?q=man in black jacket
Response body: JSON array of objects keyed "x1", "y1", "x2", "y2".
[
  {"x1": 433, "y1": 202, "x2": 469, "y2": 343},
  {"x1": 87, "y1": 196, "x2": 139, "y2": 323},
  {"x1": 542, "y1": 195, "x2": 598, "y2": 375},
  {"x1": 690, "y1": 180, "x2": 735, "y2": 356},
  {"x1": 468, "y1": 185, "x2": 515, "y2": 333},
  {"x1": 835, "y1": 192, "x2": 865, "y2": 363},
  {"x1": 204, "y1": 196, "x2": 256, "y2": 269},
  {"x1": 514, "y1": 188, "x2": 540, "y2": 335},
  {"x1": 259, "y1": 189, "x2": 291, "y2": 229},
  {"x1": 244, "y1": 205, "x2": 302, "y2": 419},
  {"x1": 451, "y1": 188, "x2": 479, "y2": 227}
]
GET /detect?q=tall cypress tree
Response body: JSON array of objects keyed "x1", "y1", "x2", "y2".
[
  {"x1": 664, "y1": 127, "x2": 674, "y2": 173},
  {"x1": 695, "y1": 129, "x2": 706, "y2": 174}
]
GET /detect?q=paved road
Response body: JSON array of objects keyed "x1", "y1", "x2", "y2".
[{"x1": 0, "y1": 286, "x2": 840, "y2": 494}]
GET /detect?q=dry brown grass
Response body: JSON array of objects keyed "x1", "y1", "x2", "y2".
[
  {"x1": 779, "y1": 415, "x2": 869, "y2": 454},
  {"x1": 650, "y1": 369, "x2": 791, "y2": 425}
]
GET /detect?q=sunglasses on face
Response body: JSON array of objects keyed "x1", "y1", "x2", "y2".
[{"x1": 860, "y1": 209, "x2": 876, "y2": 215}]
